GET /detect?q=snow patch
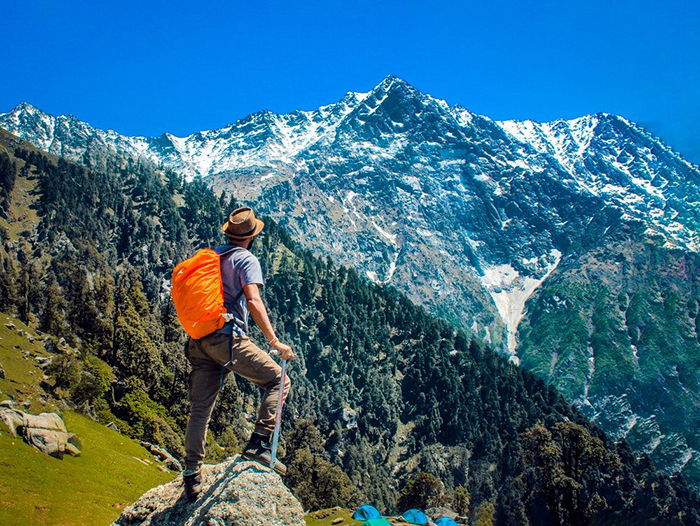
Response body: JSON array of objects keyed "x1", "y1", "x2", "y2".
[
  {"x1": 481, "y1": 249, "x2": 562, "y2": 354},
  {"x1": 372, "y1": 220, "x2": 398, "y2": 245}
]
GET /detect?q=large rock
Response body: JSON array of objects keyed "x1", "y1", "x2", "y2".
[
  {"x1": 113, "y1": 456, "x2": 305, "y2": 526},
  {"x1": 0, "y1": 408, "x2": 81, "y2": 458}
]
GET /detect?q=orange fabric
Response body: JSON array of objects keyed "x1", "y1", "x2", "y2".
[{"x1": 172, "y1": 249, "x2": 227, "y2": 339}]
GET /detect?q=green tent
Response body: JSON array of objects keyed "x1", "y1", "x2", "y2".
[{"x1": 361, "y1": 519, "x2": 392, "y2": 526}]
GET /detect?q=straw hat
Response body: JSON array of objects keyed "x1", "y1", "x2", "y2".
[{"x1": 221, "y1": 207, "x2": 264, "y2": 240}]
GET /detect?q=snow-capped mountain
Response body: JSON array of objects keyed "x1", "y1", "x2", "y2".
[
  {"x1": 2, "y1": 75, "x2": 699, "y2": 486},
  {"x1": 3, "y1": 78, "x2": 698, "y2": 349}
]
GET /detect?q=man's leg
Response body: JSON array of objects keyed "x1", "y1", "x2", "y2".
[
  {"x1": 184, "y1": 342, "x2": 227, "y2": 472},
  {"x1": 226, "y1": 337, "x2": 291, "y2": 473},
  {"x1": 183, "y1": 333, "x2": 291, "y2": 473},
  {"x1": 228, "y1": 337, "x2": 291, "y2": 436}
]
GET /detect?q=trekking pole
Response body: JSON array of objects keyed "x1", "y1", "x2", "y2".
[{"x1": 269, "y1": 350, "x2": 288, "y2": 472}]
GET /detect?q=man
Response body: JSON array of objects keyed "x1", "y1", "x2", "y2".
[{"x1": 183, "y1": 206, "x2": 295, "y2": 502}]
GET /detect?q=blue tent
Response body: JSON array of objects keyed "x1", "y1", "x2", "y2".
[
  {"x1": 402, "y1": 509, "x2": 429, "y2": 525},
  {"x1": 435, "y1": 518, "x2": 459, "y2": 526},
  {"x1": 353, "y1": 505, "x2": 381, "y2": 521}
]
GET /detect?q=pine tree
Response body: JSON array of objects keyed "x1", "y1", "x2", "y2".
[
  {"x1": 396, "y1": 472, "x2": 445, "y2": 511},
  {"x1": 41, "y1": 271, "x2": 67, "y2": 335},
  {"x1": 452, "y1": 485, "x2": 470, "y2": 516},
  {"x1": 473, "y1": 501, "x2": 495, "y2": 526}
]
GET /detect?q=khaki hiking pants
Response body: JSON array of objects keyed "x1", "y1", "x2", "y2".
[{"x1": 184, "y1": 332, "x2": 291, "y2": 471}]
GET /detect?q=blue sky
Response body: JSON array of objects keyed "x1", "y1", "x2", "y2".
[{"x1": 3, "y1": 0, "x2": 699, "y2": 162}]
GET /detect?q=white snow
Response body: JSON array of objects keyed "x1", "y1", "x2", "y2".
[
  {"x1": 498, "y1": 115, "x2": 598, "y2": 177},
  {"x1": 372, "y1": 220, "x2": 398, "y2": 245},
  {"x1": 481, "y1": 249, "x2": 562, "y2": 354},
  {"x1": 385, "y1": 251, "x2": 399, "y2": 283},
  {"x1": 496, "y1": 114, "x2": 699, "y2": 252},
  {"x1": 365, "y1": 251, "x2": 399, "y2": 285},
  {"x1": 480, "y1": 264, "x2": 519, "y2": 289}
]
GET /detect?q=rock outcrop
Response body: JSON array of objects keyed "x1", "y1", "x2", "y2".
[{"x1": 113, "y1": 456, "x2": 305, "y2": 526}]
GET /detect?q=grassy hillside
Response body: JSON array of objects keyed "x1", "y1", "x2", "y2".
[{"x1": 0, "y1": 313, "x2": 175, "y2": 526}]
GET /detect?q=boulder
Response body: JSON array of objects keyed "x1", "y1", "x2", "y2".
[
  {"x1": 0, "y1": 407, "x2": 81, "y2": 459},
  {"x1": 113, "y1": 456, "x2": 305, "y2": 526},
  {"x1": 0, "y1": 362, "x2": 4, "y2": 379},
  {"x1": 139, "y1": 441, "x2": 183, "y2": 472},
  {"x1": 35, "y1": 356, "x2": 52, "y2": 367}
]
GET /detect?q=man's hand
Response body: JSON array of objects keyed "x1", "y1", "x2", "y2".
[{"x1": 272, "y1": 340, "x2": 296, "y2": 361}]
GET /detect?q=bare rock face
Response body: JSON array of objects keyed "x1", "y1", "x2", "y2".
[{"x1": 113, "y1": 456, "x2": 305, "y2": 526}]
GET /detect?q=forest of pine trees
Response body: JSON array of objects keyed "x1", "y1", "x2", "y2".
[{"x1": 0, "y1": 130, "x2": 698, "y2": 525}]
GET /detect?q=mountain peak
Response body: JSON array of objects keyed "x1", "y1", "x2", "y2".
[
  {"x1": 355, "y1": 75, "x2": 429, "y2": 113},
  {"x1": 372, "y1": 74, "x2": 417, "y2": 95},
  {"x1": 12, "y1": 102, "x2": 43, "y2": 115},
  {"x1": 378, "y1": 74, "x2": 411, "y2": 87}
]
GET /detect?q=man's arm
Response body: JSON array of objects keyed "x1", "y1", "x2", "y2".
[{"x1": 244, "y1": 283, "x2": 295, "y2": 360}]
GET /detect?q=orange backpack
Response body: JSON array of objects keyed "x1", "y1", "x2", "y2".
[{"x1": 171, "y1": 248, "x2": 237, "y2": 339}]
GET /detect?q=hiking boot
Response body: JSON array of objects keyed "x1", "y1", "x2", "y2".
[
  {"x1": 242, "y1": 432, "x2": 287, "y2": 475},
  {"x1": 183, "y1": 468, "x2": 203, "y2": 502}
]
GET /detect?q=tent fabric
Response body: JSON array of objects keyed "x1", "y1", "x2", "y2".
[
  {"x1": 402, "y1": 508, "x2": 429, "y2": 525},
  {"x1": 361, "y1": 519, "x2": 392, "y2": 526},
  {"x1": 353, "y1": 505, "x2": 381, "y2": 521},
  {"x1": 435, "y1": 518, "x2": 459, "y2": 526}
]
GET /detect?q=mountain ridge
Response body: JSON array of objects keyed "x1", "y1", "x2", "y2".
[
  {"x1": 1, "y1": 76, "x2": 699, "y2": 488},
  {"x1": 3, "y1": 79, "x2": 697, "y2": 254},
  {"x1": 1, "y1": 129, "x2": 699, "y2": 523}
]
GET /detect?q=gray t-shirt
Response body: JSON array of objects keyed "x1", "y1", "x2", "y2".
[{"x1": 215, "y1": 244, "x2": 264, "y2": 336}]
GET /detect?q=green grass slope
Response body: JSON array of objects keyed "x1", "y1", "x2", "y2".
[{"x1": 0, "y1": 314, "x2": 175, "y2": 526}]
